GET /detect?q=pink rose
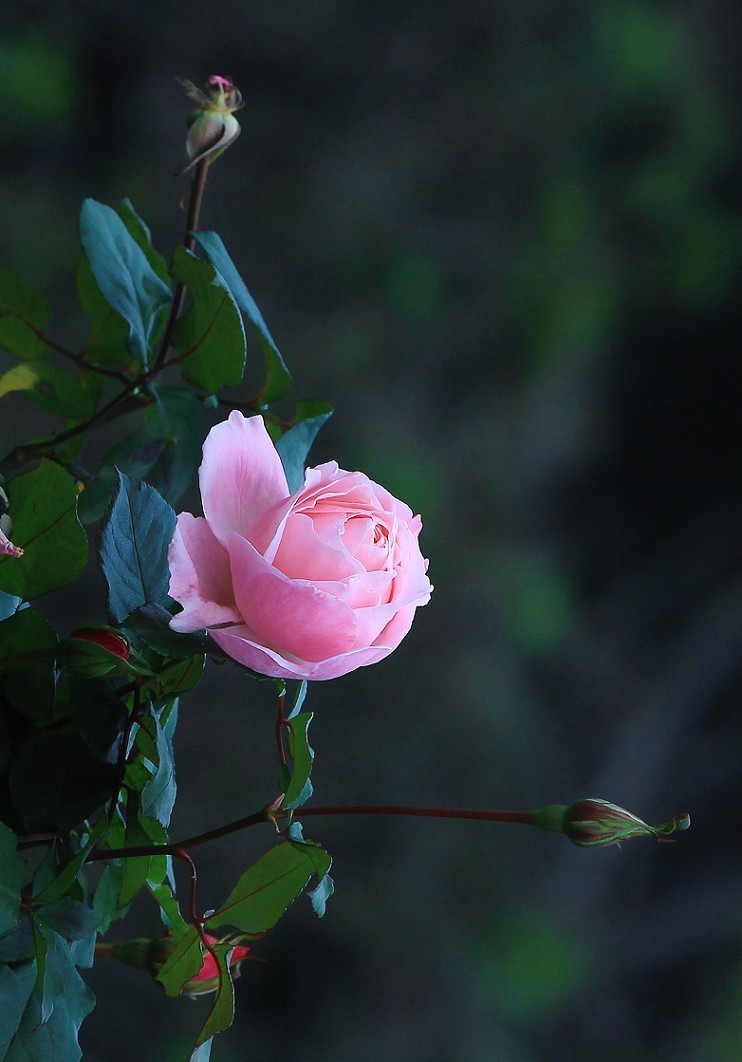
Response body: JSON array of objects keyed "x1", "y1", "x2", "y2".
[{"x1": 167, "y1": 412, "x2": 432, "y2": 680}]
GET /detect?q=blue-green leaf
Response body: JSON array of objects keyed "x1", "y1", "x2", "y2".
[
  {"x1": 281, "y1": 711, "x2": 315, "y2": 809},
  {"x1": 276, "y1": 402, "x2": 333, "y2": 492},
  {"x1": 79, "y1": 198, "x2": 172, "y2": 365},
  {"x1": 98, "y1": 471, "x2": 176, "y2": 624},
  {"x1": 155, "y1": 925, "x2": 204, "y2": 999},
  {"x1": 0, "y1": 822, "x2": 26, "y2": 936},
  {"x1": 192, "y1": 231, "x2": 291, "y2": 401},
  {"x1": 170, "y1": 248, "x2": 246, "y2": 392}
]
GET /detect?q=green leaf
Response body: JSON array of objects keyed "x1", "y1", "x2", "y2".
[
  {"x1": 157, "y1": 654, "x2": 205, "y2": 696},
  {"x1": 140, "y1": 700, "x2": 178, "y2": 828},
  {"x1": 0, "y1": 963, "x2": 37, "y2": 1057},
  {"x1": 0, "y1": 360, "x2": 96, "y2": 420},
  {"x1": 0, "y1": 460, "x2": 88, "y2": 601},
  {"x1": 281, "y1": 711, "x2": 314, "y2": 809},
  {"x1": 117, "y1": 794, "x2": 168, "y2": 909},
  {"x1": 34, "y1": 897, "x2": 99, "y2": 942},
  {"x1": 194, "y1": 943, "x2": 236, "y2": 1047},
  {"x1": 33, "y1": 819, "x2": 108, "y2": 905},
  {"x1": 206, "y1": 841, "x2": 331, "y2": 935},
  {"x1": 31, "y1": 917, "x2": 51, "y2": 1021},
  {"x1": 9, "y1": 729, "x2": 118, "y2": 831},
  {"x1": 98, "y1": 472, "x2": 176, "y2": 624},
  {"x1": 79, "y1": 198, "x2": 172, "y2": 365},
  {"x1": 155, "y1": 924, "x2": 203, "y2": 998},
  {"x1": 170, "y1": 247, "x2": 246, "y2": 392},
  {"x1": 76, "y1": 255, "x2": 132, "y2": 366},
  {"x1": 148, "y1": 880, "x2": 187, "y2": 934},
  {"x1": 8, "y1": 924, "x2": 96, "y2": 1061},
  {"x1": 123, "y1": 604, "x2": 220, "y2": 660},
  {"x1": 0, "y1": 607, "x2": 58, "y2": 721},
  {"x1": 192, "y1": 231, "x2": 291, "y2": 401},
  {"x1": 0, "y1": 268, "x2": 49, "y2": 360},
  {"x1": 276, "y1": 402, "x2": 333, "y2": 493},
  {"x1": 92, "y1": 863, "x2": 129, "y2": 934},
  {"x1": 0, "y1": 822, "x2": 26, "y2": 936},
  {"x1": 101, "y1": 385, "x2": 202, "y2": 508},
  {"x1": 119, "y1": 199, "x2": 170, "y2": 284}
]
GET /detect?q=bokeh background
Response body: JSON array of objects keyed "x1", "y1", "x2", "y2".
[{"x1": 2, "y1": 2, "x2": 741, "y2": 1059}]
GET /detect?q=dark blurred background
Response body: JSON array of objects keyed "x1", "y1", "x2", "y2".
[{"x1": 2, "y1": 2, "x2": 741, "y2": 1059}]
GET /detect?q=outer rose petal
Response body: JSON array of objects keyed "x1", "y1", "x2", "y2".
[
  {"x1": 226, "y1": 531, "x2": 358, "y2": 662},
  {"x1": 168, "y1": 514, "x2": 242, "y2": 632},
  {"x1": 199, "y1": 412, "x2": 288, "y2": 546},
  {"x1": 210, "y1": 625, "x2": 392, "y2": 680}
]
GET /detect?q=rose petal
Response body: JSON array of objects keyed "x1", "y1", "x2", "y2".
[
  {"x1": 210, "y1": 625, "x2": 391, "y2": 680},
  {"x1": 199, "y1": 412, "x2": 288, "y2": 546},
  {"x1": 227, "y1": 531, "x2": 358, "y2": 662},
  {"x1": 168, "y1": 514, "x2": 242, "y2": 632},
  {"x1": 272, "y1": 512, "x2": 362, "y2": 582}
]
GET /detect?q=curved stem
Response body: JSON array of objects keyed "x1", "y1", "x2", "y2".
[{"x1": 86, "y1": 803, "x2": 538, "y2": 862}]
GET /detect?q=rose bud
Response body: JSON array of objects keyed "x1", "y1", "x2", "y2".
[
  {"x1": 183, "y1": 934, "x2": 252, "y2": 998},
  {"x1": 95, "y1": 933, "x2": 251, "y2": 997},
  {"x1": 562, "y1": 798, "x2": 690, "y2": 848},
  {"x1": 67, "y1": 626, "x2": 131, "y2": 677},
  {"x1": 179, "y1": 74, "x2": 242, "y2": 173}
]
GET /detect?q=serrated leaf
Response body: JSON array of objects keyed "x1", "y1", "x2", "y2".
[
  {"x1": 194, "y1": 944, "x2": 236, "y2": 1047},
  {"x1": 192, "y1": 231, "x2": 291, "y2": 401},
  {"x1": 148, "y1": 880, "x2": 187, "y2": 935},
  {"x1": 0, "y1": 268, "x2": 49, "y2": 359},
  {"x1": 155, "y1": 924, "x2": 203, "y2": 998},
  {"x1": 98, "y1": 471, "x2": 176, "y2": 624},
  {"x1": 118, "y1": 793, "x2": 169, "y2": 906},
  {"x1": 0, "y1": 360, "x2": 96, "y2": 420},
  {"x1": 276, "y1": 403, "x2": 333, "y2": 493},
  {"x1": 308, "y1": 872, "x2": 335, "y2": 918},
  {"x1": 0, "y1": 607, "x2": 57, "y2": 721},
  {"x1": 0, "y1": 822, "x2": 26, "y2": 936},
  {"x1": 158, "y1": 654, "x2": 205, "y2": 696},
  {"x1": 0, "y1": 460, "x2": 88, "y2": 601},
  {"x1": 206, "y1": 841, "x2": 330, "y2": 936},
  {"x1": 170, "y1": 247, "x2": 246, "y2": 392},
  {"x1": 79, "y1": 198, "x2": 172, "y2": 365}
]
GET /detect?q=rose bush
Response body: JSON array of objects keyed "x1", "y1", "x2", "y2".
[{"x1": 168, "y1": 411, "x2": 432, "y2": 679}]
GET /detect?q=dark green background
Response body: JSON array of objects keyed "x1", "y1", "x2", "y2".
[{"x1": 2, "y1": 2, "x2": 741, "y2": 1059}]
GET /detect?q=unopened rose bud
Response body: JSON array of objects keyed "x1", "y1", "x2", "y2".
[
  {"x1": 183, "y1": 933, "x2": 251, "y2": 998},
  {"x1": 179, "y1": 74, "x2": 242, "y2": 173},
  {"x1": 530, "y1": 799, "x2": 690, "y2": 847},
  {"x1": 67, "y1": 626, "x2": 131, "y2": 676},
  {"x1": 563, "y1": 798, "x2": 690, "y2": 848},
  {"x1": 95, "y1": 933, "x2": 251, "y2": 997}
]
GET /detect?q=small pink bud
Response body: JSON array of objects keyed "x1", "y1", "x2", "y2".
[
  {"x1": 0, "y1": 525, "x2": 23, "y2": 558},
  {"x1": 0, "y1": 486, "x2": 23, "y2": 558}
]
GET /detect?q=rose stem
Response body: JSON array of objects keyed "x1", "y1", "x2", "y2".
[{"x1": 84, "y1": 804, "x2": 539, "y2": 861}]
